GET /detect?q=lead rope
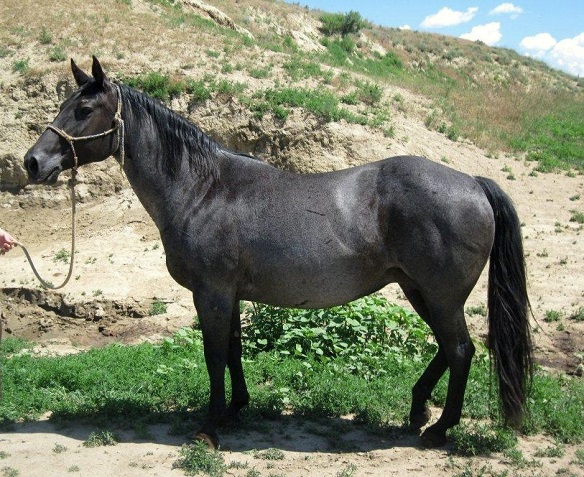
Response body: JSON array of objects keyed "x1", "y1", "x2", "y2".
[{"x1": 14, "y1": 168, "x2": 77, "y2": 290}]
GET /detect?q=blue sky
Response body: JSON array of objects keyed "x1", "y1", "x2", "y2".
[{"x1": 284, "y1": 1, "x2": 584, "y2": 77}]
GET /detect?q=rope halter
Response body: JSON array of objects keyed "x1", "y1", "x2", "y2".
[{"x1": 45, "y1": 82, "x2": 125, "y2": 175}]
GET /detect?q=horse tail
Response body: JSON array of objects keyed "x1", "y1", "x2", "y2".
[{"x1": 475, "y1": 176, "x2": 533, "y2": 428}]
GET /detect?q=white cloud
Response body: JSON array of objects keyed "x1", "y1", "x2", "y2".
[
  {"x1": 520, "y1": 32, "x2": 584, "y2": 77},
  {"x1": 421, "y1": 7, "x2": 478, "y2": 28},
  {"x1": 460, "y1": 22, "x2": 502, "y2": 46},
  {"x1": 490, "y1": 3, "x2": 523, "y2": 17},
  {"x1": 398, "y1": 24, "x2": 412, "y2": 30},
  {"x1": 519, "y1": 33, "x2": 557, "y2": 57},
  {"x1": 549, "y1": 33, "x2": 584, "y2": 76}
]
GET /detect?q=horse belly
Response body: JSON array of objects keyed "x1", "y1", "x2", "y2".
[{"x1": 240, "y1": 251, "x2": 391, "y2": 309}]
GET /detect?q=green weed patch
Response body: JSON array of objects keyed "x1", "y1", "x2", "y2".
[{"x1": 1, "y1": 297, "x2": 582, "y2": 451}]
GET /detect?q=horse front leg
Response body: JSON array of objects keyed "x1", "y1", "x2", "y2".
[{"x1": 192, "y1": 288, "x2": 235, "y2": 449}]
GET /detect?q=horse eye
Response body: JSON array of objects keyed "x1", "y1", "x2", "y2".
[{"x1": 78, "y1": 105, "x2": 93, "y2": 119}]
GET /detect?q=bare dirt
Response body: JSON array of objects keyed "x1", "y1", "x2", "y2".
[{"x1": 0, "y1": 0, "x2": 583, "y2": 475}]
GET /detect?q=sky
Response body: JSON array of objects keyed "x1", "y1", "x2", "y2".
[{"x1": 284, "y1": 1, "x2": 584, "y2": 77}]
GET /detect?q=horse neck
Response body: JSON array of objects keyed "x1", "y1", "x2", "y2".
[{"x1": 119, "y1": 92, "x2": 217, "y2": 229}]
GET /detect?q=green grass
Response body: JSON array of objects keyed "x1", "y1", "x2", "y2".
[
  {"x1": 509, "y1": 102, "x2": 584, "y2": 172},
  {"x1": 319, "y1": 11, "x2": 367, "y2": 37},
  {"x1": 11, "y1": 59, "x2": 29, "y2": 74},
  {"x1": 124, "y1": 72, "x2": 185, "y2": 101},
  {"x1": 245, "y1": 86, "x2": 379, "y2": 126},
  {"x1": 570, "y1": 211, "x2": 584, "y2": 224},
  {"x1": 1, "y1": 296, "x2": 582, "y2": 454},
  {"x1": 148, "y1": 300, "x2": 168, "y2": 316}
]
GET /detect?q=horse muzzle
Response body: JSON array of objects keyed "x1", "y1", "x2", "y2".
[{"x1": 24, "y1": 151, "x2": 63, "y2": 184}]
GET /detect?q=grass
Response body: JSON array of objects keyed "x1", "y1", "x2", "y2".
[
  {"x1": 1, "y1": 296, "x2": 583, "y2": 457},
  {"x1": 148, "y1": 300, "x2": 168, "y2": 316},
  {"x1": 11, "y1": 59, "x2": 29, "y2": 74},
  {"x1": 570, "y1": 211, "x2": 584, "y2": 224}
]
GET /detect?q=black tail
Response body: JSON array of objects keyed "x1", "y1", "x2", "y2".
[{"x1": 475, "y1": 176, "x2": 533, "y2": 428}]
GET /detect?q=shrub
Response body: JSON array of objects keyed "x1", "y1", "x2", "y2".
[
  {"x1": 242, "y1": 295, "x2": 437, "y2": 369},
  {"x1": 356, "y1": 81, "x2": 383, "y2": 105},
  {"x1": 319, "y1": 11, "x2": 367, "y2": 37},
  {"x1": 172, "y1": 441, "x2": 225, "y2": 477}
]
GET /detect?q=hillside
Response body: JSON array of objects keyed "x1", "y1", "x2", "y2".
[{"x1": 0, "y1": 1, "x2": 583, "y2": 476}]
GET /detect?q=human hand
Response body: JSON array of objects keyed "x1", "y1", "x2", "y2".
[{"x1": 0, "y1": 228, "x2": 16, "y2": 255}]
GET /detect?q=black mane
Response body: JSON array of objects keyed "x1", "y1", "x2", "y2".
[{"x1": 118, "y1": 83, "x2": 220, "y2": 180}]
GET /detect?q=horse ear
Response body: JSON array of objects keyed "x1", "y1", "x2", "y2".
[
  {"x1": 71, "y1": 59, "x2": 91, "y2": 86},
  {"x1": 91, "y1": 56, "x2": 108, "y2": 88}
]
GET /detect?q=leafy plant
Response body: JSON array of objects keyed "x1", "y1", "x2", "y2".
[
  {"x1": 534, "y1": 443, "x2": 564, "y2": 458},
  {"x1": 83, "y1": 430, "x2": 118, "y2": 447},
  {"x1": 246, "y1": 86, "x2": 369, "y2": 125},
  {"x1": 569, "y1": 211, "x2": 584, "y2": 224},
  {"x1": 573, "y1": 448, "x2": 584, "y2": 465},
  {"x1": 38, "y1": 27, "x2": 52, "y2": 45},
  {"x1": 124, "y1": 72, "x2": 184, "y2": 101},
  {"x1": 53, "y1": 443, "x2": 67, "y2": 454},
  {"x1": 49, "y1": 46, "x2": 66, "y2": 62},
  {"x1": 242, "y1": 295, "x2": 437, "y2": 375},
  {"x1": 1, "y1": 467, "x2": 19, "y2": 477},
  {"x1": 148, "y1": 300, "x2": 168, "y2": 316},
  {"x1": 570, "y1": 307, "x2": 584, "y2": 322},
  {"x1": 253, "y1": 448, "x2": 285, "y2": 460},
  {"x1": 53, "y1": 248, "x2": 70, "y2": 264},
  {"x1": 448, "y1": 421, "x2": 517, "y2": 456},
  {"x1": 466, "y1": 304, "x2": 487, "y2": 317},
  {"x1": 355, "y1": 81, "x2": 383, "y2": 105},
  {"x1": 172, "y1": 441, "x2": 226, "y2": 477},
  {"x1": 544, "y1": 310, "x2": 562, "y2": 323}
]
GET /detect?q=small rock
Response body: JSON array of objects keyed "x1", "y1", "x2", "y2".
[{"x1": 39, "y1": 318, "x2": 53, "y2": 331}]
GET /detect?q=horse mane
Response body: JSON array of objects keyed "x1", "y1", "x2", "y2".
[{"x1": 118, "y1": 83, "x2": 220, "y2": 180}]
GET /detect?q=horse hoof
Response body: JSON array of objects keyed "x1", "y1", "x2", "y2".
[
  {"x1": 409, "y1": 408, "x2": 432, "y2": 432},
  {"x1": 420, "y1": 428, "x2": 447, "y2": 448},
  {"x1": 194, "y1": 431, "x2": 219, "y2": 450}
]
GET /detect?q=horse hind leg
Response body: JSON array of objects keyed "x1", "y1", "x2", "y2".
[
  {"x1": 402, "y1": 289, "x2": 448, "y2": 431},
  {"x1": 403, "y1": 288, "x2": 475, "y2": 447},
  {"x1": 226, "y1": 301, "x2": 250, "y2": 422}
]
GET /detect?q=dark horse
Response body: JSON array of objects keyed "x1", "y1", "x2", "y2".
[{"x1": 24, "y1": 57, "x2": 532, "y2": 448}]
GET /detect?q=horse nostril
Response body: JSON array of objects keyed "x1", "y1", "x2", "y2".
[{"x1": 26, "y1": 156, "x2": 39, "y2": 178}]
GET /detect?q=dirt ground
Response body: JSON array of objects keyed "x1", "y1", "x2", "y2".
[{"x1": 1, "y1": 150, "x2": 583, "y2": 476}]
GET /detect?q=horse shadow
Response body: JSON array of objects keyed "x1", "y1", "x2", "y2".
[{"x1": 1, "y1": 409, "x2": 437, "y2": 454}]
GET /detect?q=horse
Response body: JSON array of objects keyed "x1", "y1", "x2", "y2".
[{"x1": 24, "y1": 57, "x2": 533, "y2": 449}]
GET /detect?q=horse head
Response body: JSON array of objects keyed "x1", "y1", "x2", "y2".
[{"x1": 24, "y1": 56, "x2": 121, "y2": 184}]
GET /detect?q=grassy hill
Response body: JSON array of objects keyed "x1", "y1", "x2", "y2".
[{"x1": 1, "y1": 0, "x2": 582, "y2": 173}]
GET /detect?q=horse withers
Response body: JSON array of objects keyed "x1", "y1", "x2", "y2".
[{"x1": 24, "y1": 57, "x2": 533, "y2": 448}]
